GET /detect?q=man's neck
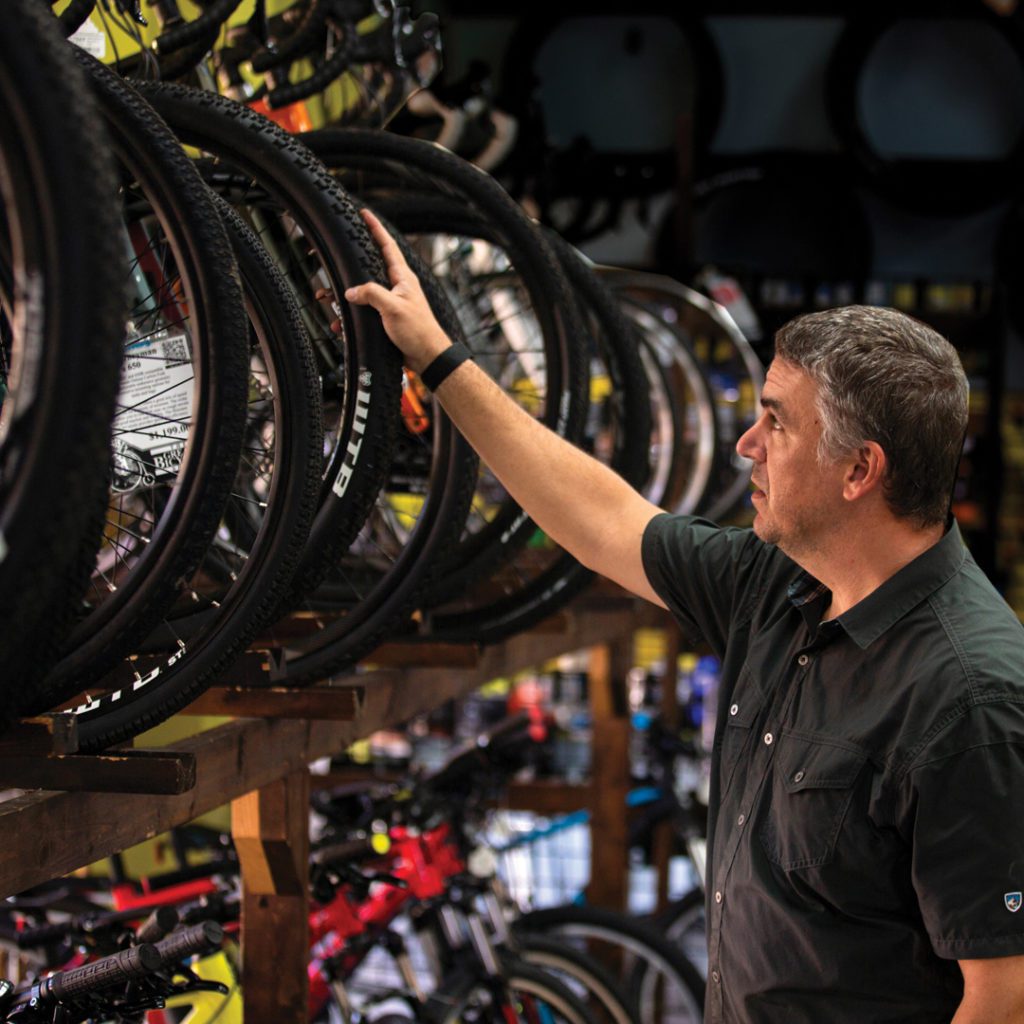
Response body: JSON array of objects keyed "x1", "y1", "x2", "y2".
[{"x1": 794, "y1": 517, "x2": 946, "y2": 621}]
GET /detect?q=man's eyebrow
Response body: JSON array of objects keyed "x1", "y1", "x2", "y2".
[{"x1": 761, "y1": 396, "x2": 784, "y2": 415}]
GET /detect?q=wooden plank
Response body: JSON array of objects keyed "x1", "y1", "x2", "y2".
[
  {"x1": 0, "y1": 749, "x2": 195, "y2": 794},
  {"x1": 0, "y1": 715, "x2": 78, "y2": 755},
  {"x1": 503, "y1": 780, "x2": 591, "y2": 816},
  {"x1": 365, "y1": 642, "x2": 480, "y2": 668},
  {"x1": 181, "y1": 684, "x2": 362, "y2": 720},
  {"x1": 0, "y1": 716, "x2": 359, "y2": 898}
]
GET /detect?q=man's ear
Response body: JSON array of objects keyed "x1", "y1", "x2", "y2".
[{"x1": 843, "y1": 441, "x2": 886, "y2": 502}]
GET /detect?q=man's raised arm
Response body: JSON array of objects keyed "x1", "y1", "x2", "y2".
[{"x1": 344, "y1": 208, "x2": 666, "y2": 608}]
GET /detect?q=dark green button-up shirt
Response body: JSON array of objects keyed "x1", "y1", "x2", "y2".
[{"x1": 642, "y1": 515, "x2": 1024, "y2": 1024}]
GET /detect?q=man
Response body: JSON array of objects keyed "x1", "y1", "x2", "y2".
[{"x1": 346, "y1": 208, "x2": 1024, "y2": 1022}]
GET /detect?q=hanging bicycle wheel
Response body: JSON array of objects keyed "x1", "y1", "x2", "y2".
[
  {"x1": 300, "y1": 130, "x2": 591, "y2": 594},
  {"x1": 24, "y1": 58, "x2": 251, "y2": 718},
  {"x1": 68, "y1": 200, "x2": 325, "y2": 751},
  {"x1": 422, "y1": 228, "x2": 651, "y2": 644},
  {"x1": 263, "y1": 225, "x2": 479, "y2": 685},
  {"x1": 0, "y1": 5, "x2": 122, "y2": 714},
  {"x1": 600, "y1": 268, "x2": 762, "y2": 523},
  {"x1": 132, "y1": 83, "x2": 405, "y2": 603}
]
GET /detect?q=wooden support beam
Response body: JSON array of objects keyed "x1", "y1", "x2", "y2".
[
  {"x1": 585, "y1": 641, "x2": 632, "y2": 913},
  {"x1": 233, "y1": 769, "x2": 310, "y2": 1024},
  {"x1": 654, "y1": 619, "x2": 682, "y2": 913},
  {"x1": 0, "y1": 748, "x2": 195, "y2": 794}
]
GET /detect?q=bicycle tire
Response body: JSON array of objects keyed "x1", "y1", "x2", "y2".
[
  {"x1": 602, "y1": 269, "x2": 762, "y2": 523},
  {"x1": 299, "y1": 128, "x2": 590, "y2": 581},
  {"x1": 68, "y1": 198, "x2": 325, "y2": 750},
  {"x1": 652, "y1": 888, "x2": 707, "y2": 981},
  {"x1": 266, "y1": 218, "x2": 479, "y2": 684},
  {"x1": 608, "y1": 291, "x2": 720, "y2": 519},
  {"x1": 130, "y1": 83, "x2": 404, "y2": 603},
  {"x1": 0, "y1": 3, "x2": 125, "y2": 714},
  {"x1": 515, "y1": 904, "x2": 705, "y2": 1024},
  {"x1": 420, "y1": 226, "x2": 652, "y2": 644},
  {"x1": 513, "y1": 933, "x2": 638, "y2": 1024},
  {"x1": 24, "y1": 57, "x2": 251, "y2": 714},
  {"x1": 428, "y1": 959, "x2": 597, "y2": 1024}
]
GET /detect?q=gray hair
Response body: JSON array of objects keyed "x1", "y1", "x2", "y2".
[{"x1": 773, "y1": 305, "x2": 968, "y2": 528}]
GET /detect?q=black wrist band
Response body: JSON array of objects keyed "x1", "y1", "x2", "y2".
[{"x1": 420, "y1": 342, "x2": 473, "y2": 392}]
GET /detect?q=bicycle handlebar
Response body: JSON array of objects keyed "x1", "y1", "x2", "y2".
[
  {"x1": 136, "y1": 906, "x2": 180, "y2": 945},
  {"x1": 39, "y1": 943, "x2": 162, "y2": 1003},
  {"x1": 57, "y1": 0, "x2": 97, "y2": 36},
  {"x1": 310, "y1": 833, "x2": 387, "y2": 868},
  {"x1": 250, "y1": 0, "x2": 331, "y2": 72},
  {"x1": 154, "y1": 0, "x2": 242, "y2": 55},
  {"x1": 153, "y1": 920, "x2": 225, "y2": 965}
]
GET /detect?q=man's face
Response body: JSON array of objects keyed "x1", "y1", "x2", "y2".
[{"x1": 736, "y1": 359, "x2": 848, "y2": 557}]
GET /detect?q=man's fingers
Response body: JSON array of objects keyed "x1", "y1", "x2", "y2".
[
  {"x1": 344, "y1": 280, "x2": 394, "y2": 310},
  {"x1": 359, "y1": 207, "x2": 409, "y2": 286}
]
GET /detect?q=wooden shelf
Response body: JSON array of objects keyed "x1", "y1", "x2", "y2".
[{"x1": 0, "y1": 590, "x2": 665, "y2": 1024}]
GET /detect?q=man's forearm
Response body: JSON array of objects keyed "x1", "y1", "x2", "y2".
[{"x1": 431, "y1": 357, "x2": 661, "y2": 585}]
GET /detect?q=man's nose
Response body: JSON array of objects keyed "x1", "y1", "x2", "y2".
[{"x1": 736, "y1": 420, "x2": 764, "y2": 462}]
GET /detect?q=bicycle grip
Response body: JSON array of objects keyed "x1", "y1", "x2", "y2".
[
  {"x1": 154, "y1": 0, "x2": 241, "y2": 55},
  {"x1": 250, "y1": 0, "x2": 330, "y2": 72},
  {"x1": 58, "y1": 0, "x2": 98, "y2": 37},
  {"x1": 266, "y1": 48, "x2": 350, "y2": 108},
  {"x1": 136, "y1": 906, "x2": 180, "y2": 944},
  {"x1": 154, "y1": 920, "x2": 225, "y2": 965},
  {"x1": 310, "y1": 833, "x2": 385, "y2": 868},
  {"x1": 42, "y1": 943, "x2": 162, "y2": 1002},
  {"x1": 11, "y1": 920, "x2": 71, "y2": 948}
]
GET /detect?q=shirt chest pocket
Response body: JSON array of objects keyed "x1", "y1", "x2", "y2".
[{"x1": 758, "y1": 733, "x2": 868, "y2": 871}]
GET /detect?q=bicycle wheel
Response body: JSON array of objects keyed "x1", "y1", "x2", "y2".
[
  {"x1": 264, "y1": 220, "x2": 479, "y2": 684},
  {"x1": 419, "y1": 226, "x2": 651, "y2": 643},
  {"x1": 23, "y1": 57, "x2": 251, "y2": 717},
  {"x1": 300, "y1": 128, "x2": 590, "y2": 582},
  {"x1": 516, "y1": 905, "x2": 705, "y2": 1024},
  {"x1": 428, "y1": 960, "x2": 596, "y2": 1024},
  {"x1": 0, "y1": 0, "x2": 123, "y2": 711},
  {"x1": 602, "y1": 283, "x2": 720, "y2": 518},
  {"x1": 131, "y1": 83, "x2": 404, "y2": 603},
  {"x1": 513, "y1": 934, "x2": 638, "y2": 1024},
  {"x1": 602, "y1": 270, "x2": 762, "y2": 523},
  {"x1": 653, "y1": 889, "x2": 707, "y2": 981},
  {"x1": 68, "y1": 198, "x2": 325, "y2": 750}
]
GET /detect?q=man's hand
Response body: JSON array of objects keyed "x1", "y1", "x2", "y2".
[{"x1": 344, "y1": 208, "x2": 453, "y2": 374}]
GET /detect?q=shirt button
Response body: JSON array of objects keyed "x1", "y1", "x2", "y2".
[
  {"x1": 737, "y1": 813, "x2": 745, "y2": 826},
  {"x1": 797, "y1": 653, "x2": 810, "y2": 666},
  {"x1": 793, "y1": 770, "x2": 805, "y2": 783},
  {"x1": 764, "y1": 732, "x2": 774, "y2": 745},
  {"x1": 712, "y1": 970, "x2": 721, "y2": 984},
  {"x1": 730, "y1": 703, "x2": 739, "y2": 716},
  {"x1": 715, "y1": 890, "x2": 723, "y2": 903}
]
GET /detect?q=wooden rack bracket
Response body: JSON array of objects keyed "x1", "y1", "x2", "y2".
[
  {"x1": 0, "y1": 714, "x2": 79, "y2": 756},
  {"x1": 0, "y1": 748, "x2": 196, "y2": 795},
  {"x1": 181, "y1": 683, "x2": 363, "y2": 720}
]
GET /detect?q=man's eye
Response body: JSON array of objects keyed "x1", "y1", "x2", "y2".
[{"x1": 769, "y1": 415, "x2": 782, "y2": 430}]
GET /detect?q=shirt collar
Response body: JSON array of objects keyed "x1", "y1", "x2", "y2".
[{"x1": 787, "y1": 523, "x2": 967, "y2": 650}]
